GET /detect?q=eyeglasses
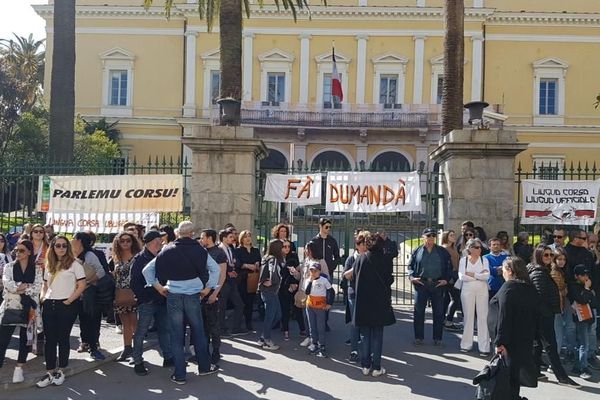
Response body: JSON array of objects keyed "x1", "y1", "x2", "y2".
[
  {"x1": 466, "y1": 233, "x2": 475, "y2": 237},
  {"x1": 553, "y1": 235, "x2": 564, "y2": 239},
  {"x1": 323, "y1": 225, "x2": 331, "y2": 230},
  {"x1": 543, "y1": 253, "x2": 553, "y2": 257},
  {"x1": 54, "y1": 243, "x2": 68, "y2": 249},
  {"x1": 425, "y1": 233, "x2": 437, "y2": 238},
  {"x1": 15, "y1": 248, "x2": 27, "y2": 253},
  {"x1": 32, "y1": 230, "x2": 44, "y2": 234},
  {"x1": 576, "y1": 236, "x2": 588, "y2": 240},
  {"x1": 120, "y1": 239, "x2": 132, "y2": 244}
]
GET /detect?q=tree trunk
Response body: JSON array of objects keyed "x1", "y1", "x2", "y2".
[
  {"x1": 441, "y1": 0, "x2": 464, "y2": 136},
  {"x1": 49, "y1": 0, "x2": 76, "y2": 162},
  {"x1": 219, "y1": 0, "x2": 243, "y2": 126}
]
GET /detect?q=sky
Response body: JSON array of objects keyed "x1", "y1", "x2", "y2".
[{"x1": 0, "y1": 0, "x2": 47, "y2": 42}]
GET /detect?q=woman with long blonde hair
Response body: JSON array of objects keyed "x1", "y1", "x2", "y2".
[
  {"x1": 36, "y1": 236, "x2": 86, "y2": 388},
  {"x1": 110, "y1": 231, "x2": 141, "y2": 362}
]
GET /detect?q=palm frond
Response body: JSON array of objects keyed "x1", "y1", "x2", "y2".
[{"x1": 595, "y1": 93, "x2": 600, "y2": 109}]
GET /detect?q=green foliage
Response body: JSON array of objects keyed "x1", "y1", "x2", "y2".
[
  {"x1": 4, "y1": 106, "x2": 49, "y2": 164},
  {"x1": 82, "y1": 117, "x2": 120, "y2": 143},
  {"x1": 74, "y1": 130, "x2": 121, "y2": 167}
]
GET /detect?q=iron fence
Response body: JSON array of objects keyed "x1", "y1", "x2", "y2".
[
  {"x1": 514, "y1": 160, "x2": 599, "y2": 242},
  {"x1": 0, "y1": 157, "x2": 191, "y2": 237},
  {"x1": 254, "y1": 161, "x2": 444, "y2": 305}
]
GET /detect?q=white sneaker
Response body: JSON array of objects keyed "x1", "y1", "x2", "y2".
[
  {"x1": 307, "y1": 343, "x2": 318, "y2": 352},
  {"x1": 300, "y1": 337, "x2": 311, "y2": 347},
  {"x1": 372, "y1": 367, "x2": 386, "y2": 377},
  {"x1": 362, "y1": 367, "x2": 371, "y2": 376},
  {"x1": 36, "y1": 372, "x2": 54, "y2": 388},
  {"x1": 115, "y1": 325, "x2": 123, "y2": 334},
  {"x1": 12, "y1": 366, "x2": 24, "y2": 383},
  {"x1": 53, "y1": 369, "x2": 65, "y2": 386},
  {"x1": 262, "y1": 340, "x2": 280, "y2": 351}
]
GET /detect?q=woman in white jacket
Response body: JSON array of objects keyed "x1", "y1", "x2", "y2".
[{"x1": 458, "y1": 238, "x2": 490, "y2": 356}]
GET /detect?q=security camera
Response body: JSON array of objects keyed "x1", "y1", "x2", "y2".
[{"x1": 483, "y1": 110, "x2": 508, "y2": 122}]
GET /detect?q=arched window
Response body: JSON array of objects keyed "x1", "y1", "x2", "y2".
[
  {"x1": 260, "y1": 149, "x2": 288, "y2": 171},
  {"x1": 311, "y1": 151, "x2": 351, "y2": 170},
  {"x1": 371, "y1": 151, "x2": 411, "y2": 171}
]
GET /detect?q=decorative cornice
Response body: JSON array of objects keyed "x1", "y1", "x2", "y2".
[
  {"x1": 487, "y1": 12, "x2": 600, "y2": 26},
  {"x1": 33, "y1": 5, "x2": 185, "y2": 19}
]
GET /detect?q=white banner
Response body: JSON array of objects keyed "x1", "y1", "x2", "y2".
[
  {"x1": 326, "y1": 171, "x2": 422, "y2": 213},
  {"x1": 521, "y1": 179, "x2": 600, "y2": 225},
  {"x1": 38, "y1": 174, "x2": 183, "y2": 213},
  {"x1": 46, "y1": 212, "x2": 160, "y2": 234},
  {"x1": 264, "y1": 174, "x2": 322, "y2": 205}
]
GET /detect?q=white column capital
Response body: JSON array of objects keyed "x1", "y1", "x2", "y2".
[
  {"x1": 299, "y1": 33, "x2": 312, "y2": 40},
  {"x1": 185, "y1": 30, "x2": 198, "y2": 38},
  {"x1": 471, "y1": 34, "x2": 484, "y2": 42},
  {"x1": 413, "y1": 35, "x2": 427, "y2": 41},
  {"x1": 355, "y1": 34, "x2": 369, "y2": 41},
  {"x1": 243, "y1": 32, "x2": 255, "y2": 39}
]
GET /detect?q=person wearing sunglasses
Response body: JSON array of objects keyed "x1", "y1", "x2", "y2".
[
  {"x1": 0, "y1": 240, "x2": 43, "y2": 383},
  {"x1": 458, "y1": 238, "x2": 490, "y2": 356},
  {"x1": 110, "y1": 232, "x2": 142, "y2": 362},
  {"x1": 311, "y1": 218, "x2": 340, "y2": 280},
  {"x1": 549, "y1": 228, "x2": 567, "y2": 251},
  {"x1": 457, "y1": 227, "x2": 477, "y2": 254},
  {"x1": 408, "y1": 228, "x2": 452, "y2": 346},
  {"x1": 36, "y1": 236, "x2": 86, "y2": 388},
  {"x1": 527, "y1": 244, "x2": 577, "y2": 386}
]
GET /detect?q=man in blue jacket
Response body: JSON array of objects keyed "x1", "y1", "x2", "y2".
[
  {"x1": 130, "y1": 230, "x2": 172, "y2": 376},
  {"x1": 408, "y1": 227, "x2": 452, "y2": 346},
  {"x1": 155, "y1": 221, "x2": 219, "y2": 384}
]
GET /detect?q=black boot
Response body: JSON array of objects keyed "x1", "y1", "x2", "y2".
[{"x1": 116, "y1": 345, "x2": 133, "y2": 362}]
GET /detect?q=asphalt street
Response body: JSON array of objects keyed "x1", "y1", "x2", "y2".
[{"x1": 3, "y1": 307, "x2": 599, "y2": 400}]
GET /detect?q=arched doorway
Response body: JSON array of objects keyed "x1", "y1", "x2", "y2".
[
  {"x1": 260, "y1": 149, "x2": 288, "y2": 171},
  {"x1": 311, "y1": 150, "x2": 351, "y2": 170},
  {"x1": 371, "y1": 151, "x2": 411, "y2": 171}
]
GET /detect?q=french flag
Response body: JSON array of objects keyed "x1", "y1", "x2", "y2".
[{"x1": 332, "y1": 47, "x2": 343, "y2": 103}]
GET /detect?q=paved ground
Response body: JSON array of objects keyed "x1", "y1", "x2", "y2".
[{"x1": 1, "y1": 307, "x2": 599, "y2": 399}]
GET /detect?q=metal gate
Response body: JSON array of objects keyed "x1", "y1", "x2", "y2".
[{"x1": 254, "y1": 163, "x2": 444, "y2": 305}]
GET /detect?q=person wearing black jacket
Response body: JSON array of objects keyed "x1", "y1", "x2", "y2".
[
  {"x1": 488, "y1": 257, "x2": 542, "y2": 399},
  {"x1": 279, "y1": 239, "x2": 304, "y2": 340},
  {"x1": 311, "y1": 218, "x2": 341, "y2": 278},
  {"x1": 527, "y1": 245, "x2": 578, "y2": 386},
  {"x1": 130, "y1": 230, "x2": 173, "y2": 376}
]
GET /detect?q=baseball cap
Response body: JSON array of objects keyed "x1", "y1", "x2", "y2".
[
  {"x1": 573, "y1": 264, "x2": 590, "y2": 276},
  {"x1": 422, "y1": 227, "x2": 437, "y2": 236},
  {"x1": 319, "y1": 218, "x2": 332, "y2": 226},
  {"x1": 143, "y1": 230, "x2": 167, "y2": 243},
  {"x1": 309, "y1": 262, "x2": 322, "y2": 271}
]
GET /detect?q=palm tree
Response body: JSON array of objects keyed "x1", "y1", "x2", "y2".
[
  {"x1": 82, "y1": 117, "x2": 121, "y2": 143},
  {"x1": 441, "y1": 0, "x2": 464, "y2": 136},
  {"x1": 0, "y1": 34, "x2": 45, "y2": 109},
  {"x1": 146, "y1": 0, "x2": 313, "y2": 125},
  {"x1": 49, "y1": 0, "x2": 76, "y2": 162}
]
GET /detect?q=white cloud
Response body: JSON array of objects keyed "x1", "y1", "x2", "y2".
[{"x1": 0, "y1": 0, "x2": 47, "y2": 41}]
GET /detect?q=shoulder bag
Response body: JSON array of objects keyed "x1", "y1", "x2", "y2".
[{"x1": 113, "y1": 263, "x2": 136, "y2": 308}]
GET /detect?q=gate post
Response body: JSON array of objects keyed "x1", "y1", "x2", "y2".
[
  {"x1": 430, "y1": 129, "x2": 528, "y2": 237},
  {"x1": 182, "y1": 126, "x2": 268, "y2": 230}
]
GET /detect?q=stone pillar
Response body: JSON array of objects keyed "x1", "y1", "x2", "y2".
[
  {"x1": 182, "y1": 126, "x2": 267, "y2": 230},
  {"x1": 412, "y1": 35, "x2": 426, "y2": 104},
  {"x1": 355, "y1": 34, "x2": 368, "y2": 104},
  {"x1": 298, "y1": 34, "x2": 311, "y2": 104},
  {"x1": 430, "y1": 129, "x2": 528, "y2": 236},
  {"x1": 242, "y1": 32, "x2": 254, "y2": 101},
  {"x1": 471, "y1": 35, "x2": 484, "y2": 101}
]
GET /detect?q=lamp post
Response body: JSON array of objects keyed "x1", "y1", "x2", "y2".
[
  {"x1": 464, "y1": 101, "x2": 489, "y2": 129},
  {"x1": 216, "y1": 97, "x2": 241, "y2": 126}
]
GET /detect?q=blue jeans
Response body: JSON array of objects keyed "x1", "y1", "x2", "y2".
[
  {"x1": 133, "y1": 301, "x2": 173, "y2": 365},
  {"x1": 167, "y1": 293, "x2": 211, "y2": 379},
  {"x1": 260, "y1": 291, "x2": 281, "y2": 341},
  {"x1": 347, "y1": 296, "x2": 360, "y2": 352},
  {"x1": 589, "y1": 312, "x2": 597, "y2": 360},
  {"x1": 359, "y1": 326, "x2": 384, "y2": 370},
  {"x1": 554, "y1": 306, "x2": 576, "y2": 352},
  {"x1": 307, "y1": 307, "x2": 327, "y2": 347},
  {"x1": 413, "y1": 282, "x2": 445, "y2": 341},
  {"x1": 576, "y1": 321, "x2": 591, "y2": 371}
]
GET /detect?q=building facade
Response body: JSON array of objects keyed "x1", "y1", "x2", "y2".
[{"x1": 35, "y1": 0, "x2": 600, "y2": 174}]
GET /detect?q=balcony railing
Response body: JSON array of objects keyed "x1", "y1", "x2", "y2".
[{"x1": 205, "y1": 102, "x2": 505, "y2": 129}]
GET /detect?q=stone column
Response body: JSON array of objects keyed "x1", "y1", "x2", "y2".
[
  {"x1": 412, "y1": 35, "x2": 426, "y2": 104},
  {"x1": 242, "y1": 32, "x2": 254, "y2": 101},
  {"x1": 298, "y1": 34, "x2": 311, "y2": 105},
  {"x1": 355, "y1": 34, "x2": 368, "y2": 105},
  {"x1": 182, "y1": 126, "x2": 267, "y2": 230},
  {"x1": 183, "y1": 31, "x2": 198, "y2": 117},
  {"x1": 471, "y1": 35, "x2": 484, "y2": 101},
  {"x1": 430, "y1": 129, "x2": 528, "y2": 236}
]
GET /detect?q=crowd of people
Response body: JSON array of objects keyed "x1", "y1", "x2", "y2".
[
  {"x1": 0, "y1": 218, "x2": 598, "y2": 398},
  {"x1": 409, "y1": 221, "x2": 600, "y2": 399}
]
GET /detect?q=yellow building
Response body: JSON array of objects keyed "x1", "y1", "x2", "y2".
[{"x1": 35, "y1": 0, "x2": 600, "y2": 173}]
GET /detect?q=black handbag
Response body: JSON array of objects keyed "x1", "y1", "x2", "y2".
[
  {"x1": 1, "y1": 308, "x2": 27, "y2": 326},
  {"x1": 95, "y1": 274, "x2": 116, "y2": 305}
]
